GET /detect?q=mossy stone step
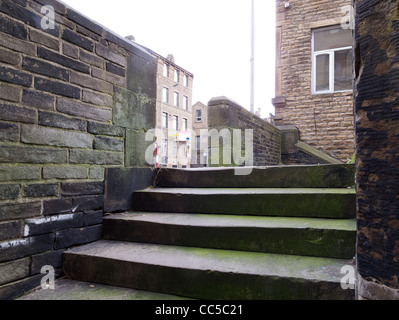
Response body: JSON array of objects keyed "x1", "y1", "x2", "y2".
[
  {"x1": 103, "y1": 212, "x2": 356, "y2": 259},
  {"x1": 132, "y1": 188, "x2": 356, "y2": 219},
  {"x1": 63, "y1": 240, "x2": 355, "y2": 300},
  {"x1": 154, "y1": 164, "x2": 355, "y2": 188}
]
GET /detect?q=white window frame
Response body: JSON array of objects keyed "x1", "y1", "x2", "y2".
[
  {"x1": 163, "y1": 63, "x2": 169, "y2": 78},
  {"x1": 182, "y1": 118, "x2": 188, "y2": 131},
  {"x1": 162, "y1": 87, "x2": 169, "y2": 103},
  {"x1": 174, "y1": 69, "x2": 179, "y2": 83},
  {"x1": 173, "y1": 115, "x2": 178, "y2": 130},
  {"x1": 162, "y1": 112, "x2": 168, "y2": 128},
  {"x1": 311, "y1": 26, "x2": 352, "y2": 95},
  {"x1": 183, "y1": 96, "x2": 188, "y2": 110},
  {"x1": 183, "y1": 74, "x2": 189, "y2": 87},
  {"x1": 196, "y1": 109, "x2": 202, "y2": 122},
  {"x1": 173, "y1": 91, "x2": 179, "y2": 107}
]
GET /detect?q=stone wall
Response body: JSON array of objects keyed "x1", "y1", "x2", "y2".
[
  {"x1": 0, "y1": 0, "x2": 156, "y2": 299},
  {"x1": 274, "y1": 0, "x2": 354, "y2": 162},
  {"x1": 354, "y1": 0, "x2": 399, "y2": 299},
  {"x1": 208, "y1": 97, "x2": 281, "y2": 167}
]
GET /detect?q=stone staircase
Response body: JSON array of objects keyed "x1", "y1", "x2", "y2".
[{"x1": 63, "y1": 164, "x2": 356, "y2": 300}]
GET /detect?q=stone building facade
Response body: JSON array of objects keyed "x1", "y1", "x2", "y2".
[
  {"x1": 273, "y1": 0, "x2": 354, "y2": 162},
  {"x1": 142, "y1": 51, "x2": 194, "y2": 168},
  {"x1": 191, "y1": 101, "x2": 208, "y2": 167}
]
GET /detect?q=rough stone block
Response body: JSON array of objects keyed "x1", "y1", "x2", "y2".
[
  {"x1": 0, "y1": 258, "x2": 29, "y2": 286},
  {"x1": 89, "y1": 167, "x2": 105, "y2": 180},
  {"x1": 0, "y1": 274, "x2": 42, "y2": 300},
  {"x1": 62, "y1": 28, "x2": 94, "y2": 52},
  {"x1": 70, "y1": 71, "x2": 113, "y2": 95},
  {"x1": 0, "y1": 0, "x2": 58, "y2": 36},
  {"x1": 0, "y1": 65, "x2": 32, "y2": 87},
  {"x1": 56, "y1": 97, "x2": 111, "y2": 122},
  {"x1": 69, "y1": 149, "x2": 123, "y2": 165},
  {"x1": 0, "y1": 11, "x2": 27, "y2": 39},
  {"x1": 0, "y1": 47, "x2": 21, "y2": 66},
  {"x1": 0, "y1": 184, "x2": 20, "y2": 200},
  {"x1": 0, "y1": 122, "x2": 19, "y2": 142},
  {"x1": 23, "y1": 57, "x2": 69, "y2": 81},
  {"x1": 0, "y1": 234, "x2": 54, "y2": 263},
  {"x1": 82, "y1": 89, "x2": 112, "y2": 108},
  {"x1": 0, "y1": 221, "x2": 23, "y2": 241},
  {"x1": 54, "y1": 224, "x2": 102, "y2": 249},
  {"x1": 84, "y1": 210, "x2": 103, "y2": 226},
  {"x1": 93, "y1": 136, "x2": 124, "y2": 152},
  {"x1": 0, "y1": 165, "x2": 41, "y2": 181},
  {"x1": 43, "y1": 166, "x2": 88, "y2": 180},
  {"x1": 60, "y1": 181, "x2": 104, "y2": 196},
  {"x1": 22, "y1": 90, "x2": 54, "y2": 111},
  {"x1": 125, "y1": 129, "x2": 153, "y2": 167},
  {"x1": 62, "y1": 41, "x2": 79, "y2": 59},
  {"x1": 79, "y1": 50, "x2": 104, "y2": 68},
  {"x1": 37, "y1": 47, "x2": 90, "y2": 74},
  {"x1": 24, "y1": 183, "x2": 59, "y2": 198},
  {"x1": 72, "y1": 195, "x2": 104, "y2": 212},
  {"x1": 104, "y1": 167, "x2": 155, "y2": 212},
  {"x1": 0, "y1": 202, "x2": 42, "y2": 222},
  {"x1": 0, "y1": 145, "x2": 67, "y2": 164},
  {"x1": 0, "y1": 103, "x2": 36, "y2": 124},
  {"x1": 0, "y1": 83, "x2": 21, "y2": 103},
  {"x1": 96, "y1": 43, "x2": 126, "y2": 67},
  {"x1": 113, "y1": 86, "x2": 156, "y2": 129},
  {"x1": 29, "y1": 28, "x2": 59, "y2": 50},
  {"x1": 66, "y1": 8, "x2": 104, "y2": 36},
  {"x1": 0, "y1": 30, "x2": 35, "y2": 55},
  {"x1": 35, "y1": 77, "x2": 81, "y2": 99},
  {"x1": 31, "y1": 250, "x2": 64, "y2": 275},
  {"x1": 106, "y1": 62, "x2": 125, "y2": 77},
  {"x1": 91, "y1": 66, "x2": 126, "y2": 87},
  {"x1": 42, "y1": 198, "x2": 72, "y2": 216},
  {"x1": 39, "y1": 111, "x2": 86, "y2": 131},
  {"x1": 24, "y1": 213, "x2": 84, "y2": 237},
  {"x1": 87, "y1": 121, "x2": 124, "y2": 137},
  {"x1": 21, "y1": 124, "x2": 92, "y2": 149}
]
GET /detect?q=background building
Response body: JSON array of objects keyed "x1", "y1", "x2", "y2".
[
  {"x1": 191, "y1": 101, "x2": 208, "y2": 167},
  {"x1": 140, "y1": 50, "x2": 194, "y2": 168},
  {"x1": 273, "y1": 0, "x2": 354, "y2": 162}
]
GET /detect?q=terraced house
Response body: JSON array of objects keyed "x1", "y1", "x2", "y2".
[{"x1": 273, "y1": 0, "x2": 354, "y2": 162}]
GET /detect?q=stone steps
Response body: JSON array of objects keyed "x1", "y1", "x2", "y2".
[
  {"x1": 132, "y1": 188, "x2": 356, "y2": 219},
  {"x1": 154, "y1": 164, "x2": 355, "y2": 188},
  {"x1": 63, "y1": 164, "x2": 356, "y2": 300},
  {"x1": 103, "y1": 212, "x2": 356, "y2": 259},
  {"x1": 63, "y1": 240, "x2": 354, "y2": 300}
]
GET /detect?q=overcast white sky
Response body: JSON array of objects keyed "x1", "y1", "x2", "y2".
[{"x1": 61, "y1": 0, "x2": 276, "y2": 117}]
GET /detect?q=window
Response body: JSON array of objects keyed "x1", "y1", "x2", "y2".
[
  {"x1": 173, "y1": 115, "x2": 178, "y2": 130},
  {"x1": 162, "y1": 112, "x2": 168, "y2": 128},
  {"x1": 183, "y1": 96, "x2": 188, "y2": 110},
  {"x1": 163, "y1": 63, "x2": 169, "y2": 77},
  {"x1": 183, "y1": 74, "x2": 189, "y2": 87},
  {"x1": 195, "y1": 136, "x2": 201, "y2": 150},
  {"x1": 172, "y1": 141, "x2": 178, "y2": 157},
  {"x1": 174, "y1": 69, "x2": 179, "y2": 82},
  {"x1": 162, "y1": 87, "x2": 169, "y2": 103},
  {"x1": 173, "y1": 92, "x2": 179, "y2": 107},
  {"x1": 196, "y1": 109, "x2": 202, "y2": 122},
  {"x1": 312, "y1": 26, "x2": 353, "y2": 94},
  {"x1": 182, "y1": 118, "x2": 188, "y2": 131}
]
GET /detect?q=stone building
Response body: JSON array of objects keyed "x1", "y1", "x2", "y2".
[
  {"x1": 273, "y1": 0, "x2": 354, "y2": 162},
  {"x1": 142, "y1": 50, "x2": 194, "y2": 168},
  {"x1": 191, "y1": 101, "x2": 208, "y2": 167}
]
